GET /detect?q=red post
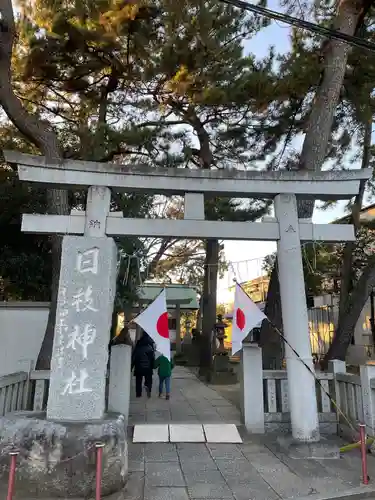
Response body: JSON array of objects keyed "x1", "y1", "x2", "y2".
[
  {"x1": 95, "y1": 443, "x2": 105, "y2": 500},
  {"x1": 359, "y1": 424, "x2": 369, "y2": 485},
  {"x1": 6, "y1": 451, "x2": 19, "y2": 500}
]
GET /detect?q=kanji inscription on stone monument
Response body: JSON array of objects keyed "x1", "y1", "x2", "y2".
[
  {"x1": 67, "y1": 324, "x2": 97, "y2": 360},
  {"x1": 47, "y1": 235, "x2": 117, "y2": 421},
  {"x1": 62, "y1": 368, "x2": 93, "y2": 395},
  {"x1": 76, "y1": 248, "x2": 99, "y2": 274}
]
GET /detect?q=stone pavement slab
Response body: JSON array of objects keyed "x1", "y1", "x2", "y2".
[
  {"x1": 184, "y1": 469, "x2": 226, "y2": 485},
  {"x1": 177, "y1": 442, "x2": 214, "y2": 462},
  {"x1": 170, "y1": 424, "x2": 205, "y2": 442},
  {"x1": 215, "y1": 458, "x2": 259, "y2": 484},
  {"x1": 144, "y1": 487, "x2": 190, "y2": 500},
  {"x1": 145, "y1": 461, "x2": 185, "y2": 488},
  {"x1": 231, "y1": 483, "x2": 280, "y2": 500},
  {"x1": 207, "y1": 444, "x2": 244, "y2": 460},
  {"x1": 133, "y1": 424, "x2": 169, "y2": 443},
  {"x1": 203, "y1": 424, "x2": 242, "y2": 443},
  {"x1": 187, "y1": 483, "x2": 234, "y2": 499},
  {"x1": 144, "y1": 443, "x2": 179, "y2": 462},
  {"x1": 133, "y1": 423, "x2": 243, "y2": 443}
]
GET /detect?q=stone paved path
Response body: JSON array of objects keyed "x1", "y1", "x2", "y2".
[
  {"x1": 128, "y1": 366, "x2": 241, "y2": 426},
  {"x1": 126, "y1": 366, "x2": 375, "y2": 500},
  {"x1": 126, "y1": 440, "x2": 375, "y2": 500}
]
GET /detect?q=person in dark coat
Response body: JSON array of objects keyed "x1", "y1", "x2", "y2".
[{"x1": 132, "y1": 332, "x2": 155, "y2": 398}]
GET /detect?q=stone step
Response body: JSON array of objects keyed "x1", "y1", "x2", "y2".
[{"x1": 132, "y1": 423, "x2": 242, "y2": 443}]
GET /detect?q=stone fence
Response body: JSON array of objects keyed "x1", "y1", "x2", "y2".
[
  {"x1": 241, "y1": 344, "x2": 375, "y2": 437},
  {"x1": 0, "y1": 370, "x2": 49, "y2": 415},
  {"x1": 1, "y1": 352, "x2": 375, "y2": 440},
  {"x1": 261, "y1": 369, "x2": 336, "y2": 434},
  {"x1": 0, "y1": 344, "x2": 131, "y2": 421}
]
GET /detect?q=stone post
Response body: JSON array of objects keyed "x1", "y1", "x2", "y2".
[
  {"x1": 328, "y1": 360, "x2": 346, "y2": 410},
  {"x1": 108, "y1": 344, "x2": 132, "y2": 421},
  {"x1": 360, "y1": 363, "x2": 375, "y2": 435},
  {"x1": 240, "y1": 343, "x2": 265, "y2": 433},
  {"x1": 175, "y1": 305, "x2": 181, "y2": 354},
  {"x1": 274, "y1": 194, "x2": 320, "y2": 442},
  {"x1": 328, "y1": 359, "x2": 346, "y2": 435}
]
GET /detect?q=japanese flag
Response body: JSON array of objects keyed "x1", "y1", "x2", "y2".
[
  {"x1": 133, "y1": 289, "x2": 171, "y2": 360},
  {"x1": 232, "y1": 283, "x2": 266, "y2": 355}
]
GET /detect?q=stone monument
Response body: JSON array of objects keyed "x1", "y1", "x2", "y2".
[
  {"x1": 0, "y1": 183, "x2": 127, "y2": 498},
  {"x1": 47, "y1": 235, "x2": 117, "y2": 421}
]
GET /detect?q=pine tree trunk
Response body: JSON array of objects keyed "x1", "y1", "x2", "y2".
[
  {"x1": 325, "y1": 263, "x2": 375, "y2": 361},
  {"x1": 259, "y1": 266, "x2": 283, "y2": 369},
  {"x1": 199, "y1": 239, "x2": 219, "y2": 378},
  {"x1": 338, "y1": 118, "x2": 370, "y2": 316},
  {"x1": 322, "y1": 118, "x2": 372, "y2": 365},
  {"x1": 261, "y1": 0, "x2": 366, "y2": 357},
  {"x1": 0, "y1": 0, "x2": 69, "y2": 370},
  {"x1": 182, "y1": 107, "x2": 219, "y2": 378}
]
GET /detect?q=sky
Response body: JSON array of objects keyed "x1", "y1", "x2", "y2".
[{"x1": 217, "y1": 0, "x2": 351, "y2": 303}]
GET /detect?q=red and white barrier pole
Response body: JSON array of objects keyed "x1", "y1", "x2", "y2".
[
  {"x1": 359, "y1": 424, "x2": 369, "y2": 485},
  {"x1": 6, "y1": 451, "x2": 19, "y2": 500},
  {"x1": 95, "y1": 443, "x2": 105, "y2": 500}
]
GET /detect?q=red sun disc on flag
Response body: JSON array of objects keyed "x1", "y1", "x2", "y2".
[
  {"x1": 156, "y1": 312, "x2": 169, "y2": 338},
  {"x1": 236, "y1": 308, "x2": 245, "y2": 331}
]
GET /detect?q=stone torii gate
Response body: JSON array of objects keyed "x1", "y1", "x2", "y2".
[{"x1": 5, "y1": 150, "x2": 371, "y2": 444}]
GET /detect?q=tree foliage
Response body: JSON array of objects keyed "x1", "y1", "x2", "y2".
[
  {"x1": 262, "y1": 242, "x2": 340, "y2": 300},
  {"x1": 1, "y1": 0, "x2": 274, "y2": 340},
  {"x1": 5, "y1": 0, "x2": 375, "y2": 368}
]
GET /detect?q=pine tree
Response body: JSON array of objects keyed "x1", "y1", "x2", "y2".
[{"x1": 258, "y1": 2, "x2": 375, "y2": 366}]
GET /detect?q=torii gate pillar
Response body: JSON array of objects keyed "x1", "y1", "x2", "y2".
[{"x1": 275, "y1": 194, "x2": 319, "y2": 442}]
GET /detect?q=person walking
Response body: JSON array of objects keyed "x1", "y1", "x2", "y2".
[
  {"x1": 154, "y1": 354, "x2": 174, "y2": 400},
  {"x1": 132, "y1": 332, "x2": 155, "y2": 398}
]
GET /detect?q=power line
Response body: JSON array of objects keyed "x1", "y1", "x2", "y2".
[{"x1": 219, "y1": 0, "x2": 375, "y2": 52}]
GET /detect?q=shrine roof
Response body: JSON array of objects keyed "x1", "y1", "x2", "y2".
[{"x1": 136, "y1": 283, "x2": 199, "y2": 310}]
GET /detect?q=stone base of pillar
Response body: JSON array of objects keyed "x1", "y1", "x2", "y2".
[
  {"x1": 276, "y1": 435, "x2": 340, "y2": 459},
  {"x1": 0, "y1": 411, "x2": 127, "y2": 498}
]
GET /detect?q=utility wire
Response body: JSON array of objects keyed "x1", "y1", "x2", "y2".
[{"x1": 219, "y1": 0, "x2": 375, "y2": 53}]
